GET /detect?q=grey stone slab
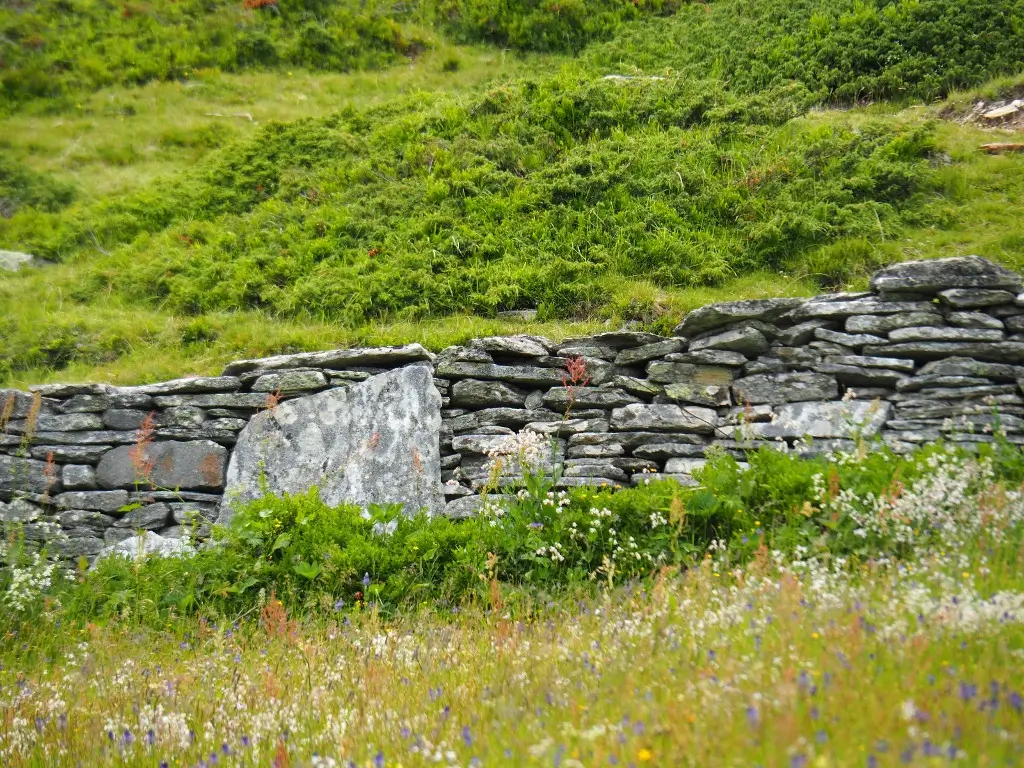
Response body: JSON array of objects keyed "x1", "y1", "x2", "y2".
[
  {"x1": 813, "y1": 328, "x2": 885, "y2": 348},
  {"x1": 543, "y1": 387, "x2": 641, "y2": 409},
  {"x1": 646, "y1": 362, "x2": 734, "y2": 389},
  {"x1": 724, "y1": 401, "x2": 891, "y2": 440},
  {"x1": 0, "y1": 499, "x2": 42, "y2": 523},
  {"x1": 630, "y1": 473, "x2": 699, "y2": 487},
  {"x1": 435, "y1": 361, "x2": 564, "y2": 387},
  {"x1": 222, "y1": 366, "x2": 444, "y2": 520},
  {"x1": 660, "y1": 381, "x2": 731, "y2": 408},
  {"x1": 891, "y1": 384, "x2": 1017, "y2": 400},
  {"x1": 610, "y1": 404, "x2": 718, "y2": 433},
  {"x1": 744, "y1": 357, "x2": 786, "y2": 375},
  {"x1": 222, "y1": 344, "x2": 433, "y2": 376},
  {"x1": 631, "y1": 443, "x2": 708, "y2": 460},
  {"x1": 29, "y1": 383, "x2": 116, "y2": 397},
  {"x1": 152, "y1": 393, "x2": 272, "y2": 408},
  {"x1": 60, "y1": 393, "x2": 155, "y2": 413},
  {"x1": 6, "y1": 413, "x2": 103, "y2": 433},
  {"x1": 813, "y1": 363, "x2": 905, "y2": 388},
  {"x1": 169, "y1": 503, "x2": 218, "y2": 524},
  {"x1": 450, "y1": 380, "x2": 529, "y2": 408},
  {"x1": 845, "y1": 312, "x2": 944, "y2": 335},
  {"x1": 824, "y1": 355, "x2": 915, "y2": 372},
  {"x1": 61, "y1": 464, "x2": 96, "y2": 490},
  {"x1": 158, "y1": 406, "x2": 206, "y2": 428},
  {"x1": 154, "y1": 426, "x2": 240, "y2": 445},
  {"x1": 58, "y1": 509, "x2": 116, "y2": 535},
  {"x1": 776, "y1": 320, "x2": 834, "y2": 346},
  {"x1": 102, "y1": 409, "x2": 150, "y2": 431},
  {"x1": 946, "y1": 312, "x2": 1004, "y2": 330},
  {"x1": 567, "y1": 444, "x2": 625, "y2": 458},
  {"x1": 127, "y1": 377, "x2": 242, "y2": 396},
  {"x1": 917, "y1": 357, "x2": 1024, "y2": 381},
  {"x1": 663, "y1": 350, "x2": 748, "y2": 367},
  {"x1": 0, "y1": 389, "x2": 52, "y2": 419},
  {"x1": 888, "y1": 326, "x2": 1004, "y2": 343},
  {"x1": 53, "y1": 490, "x2": 129, "y2": 512},
  {"x1": 732, "y1": 372, "x2": 838, "y2": 405},
  {"x1": 1005, "y1": 315, "x2": 1024, "y2": 333},
  {"x1": 572, "y1": 331, "x2": 665, "y2": 349},
  {"x1": 95, "y1": 531, "x2": 194, "y2": 563},
  {"x1": 689, "y1": 327, "x2": 769, "y2": 357},
  {"x1": 793, "y1": 299, "x2": 936, "y2": 320},
  {"x1": 610, "y1": 376, "x2": 662, "y2": 397},
  {"x1": 568, "y1": 431, "x2": 706, "y2": 448},
  {"x1": 471, "y1": 335, "x2": 555, "y2": 358},
  {"x1": 673, "y1": 298, "x2": 804, "y2": 337},
  {"x1": 556, "y1": 343, "x2": 617, "y2": 360},
  {"x1": 938, "y1": 288, "x2": 1016, "y2": 308},
  {"x1": 0, "y1": 455, "x2": 57, "y2": 500},
  {"x1": 562, "y1": 464, "x2": 629, "y2": 482},
  {"x1": 52, "y1": 537, "x2": 105, "y2": 559},
  {"x1": 447, "y1": 408, "x2": 561, "y2": 433},
  {"x1": 524, "y1": 419, "x2": 610, "y2": 436},
  {"x1": 113, "y1": 502, "x2": 172, "y2": 530},
  {"x1": 29, "y1": 445, "x2": 112, "y2": 464},
  {"x1": 252, "y1": 371, "x2": 328, "y2": 393},
  {"x1": 862, "y1": 341, "x2": 1024, "y2": 363},
  {"x1": 895, "y1": 375, "x2": 991, "y2": 392},
  {"x1": 96, "y1": 440, "x2": 228, "y2": 491},
  {"x1": 869, "y1": 257, "x2": 1022, "y2": 294},
  {"x1": 614, "y1": 339, "x2": 684, "y2": 366}
]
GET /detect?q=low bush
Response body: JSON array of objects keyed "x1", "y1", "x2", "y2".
[{"x1": 0, "y1": 153, "x2": 75, "y2": 218}]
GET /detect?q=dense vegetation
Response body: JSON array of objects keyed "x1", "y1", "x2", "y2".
[{"x1": 0, "y1": 0, "x2": 1023, "y2": 385}]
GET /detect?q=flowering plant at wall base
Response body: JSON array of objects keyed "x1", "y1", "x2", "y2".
[{"x1": 4, "y1": 429, "x2": 1024, "y2": 632}]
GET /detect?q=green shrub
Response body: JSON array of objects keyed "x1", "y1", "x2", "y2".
[{"x1": 0, "y1": 153, "x2": 75, "y2": 218}]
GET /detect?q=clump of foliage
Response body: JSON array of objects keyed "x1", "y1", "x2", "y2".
[
  {"x1": 0, "y1": 74, "x2": 939, "y2": 337},
  {"x1": 588, "y1": 0, "x2": 1024, "y2": 103},
  {"x1": 0, "y1": 153, "x2": 74, "y2": 218},
  {"x1": 0, "y1": 0, "x2": 429, "y2": 107},
  {"x1": 27, "y1": 434, "x2": 1023, "y2": 629}
]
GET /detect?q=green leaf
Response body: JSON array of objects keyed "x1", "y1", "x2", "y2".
[
  {"x1": 293, "y1": 561, "x2": 322, "y2": 580},
  {"x1": 270, "y1": 533, "x2": 292, "y2": 553}
]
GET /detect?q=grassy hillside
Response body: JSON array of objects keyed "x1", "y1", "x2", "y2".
[{"x1": 1, "y1": 0, "x2": 1024, "y2": 386}]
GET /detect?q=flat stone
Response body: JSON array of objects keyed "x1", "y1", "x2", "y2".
[
  {"x1": 53, "y1": 537, "x2": 106, "y2": 559},
  {"x1": 813, "y1": 363, "x2": 905, "y2": 388},
  {"x1": 444, "y1": 496, "x2": 486, "y2": 519},
  {"x1": 103, "y1": 528, "x2": 136, "y2": 545},
  {"x1": 732, "y1": 372, "x2": 838, "y2": 405},
  {"x1": 891, "y1": 384, "x2": 1017, "y2": 400},
  {"x1": 567, "y1": 444, "x2": 625, "y2": 458},
  {"x1": 128, "y1": 377, "x2": 242, "y2": 396},
  {"x1": 725, "y1": 401, "x2": 891, "y2": 440},
  {"x1": 888, "y1": 326, "x2": 1004, "y2": 343},
  {"x1": 542, "y1": 387, "x2": 641, "y2": 410},
  {"x1": 158, "y1": 406, "x2": 206, "y2": 428},
  {"x1": 664, "y1": 458, "x2": 710, "y2": 475},
  {"x1": 825, "y1": 354, "x2": 915, "y2": 372},
  {"x1": 450, "y1": 380, "x2": 528, "y2": 408},
  {"x1": 447, "y1": 408, "x2": 560, "y2": 432},
  {"x1": 0, "y1": 455, "x2": 58, "y2": 499},
  {"x1": 869, "y1": 257, "x2": 1022, "y2": 294},
  {"x1": 610, "y1": 376, "x2": 662, "y2": 397},
  {"x1": 630, "y1": 473, "x2": 698, "y2": 487},
  {"x1": 661, "y1": 382, "x2": 731, "y2": 408},
  {"x1": 471, "y1": 336, "x2": 554, "y2": 358},
  {"x1": 435, "y1": 361, "x2": 564, "y2": 387},
  {"x1": 744, "y1": 358, "x2": 786, "y2": 375},
  {"x1": 646, "y1": 362, "x2": 734, "y2": 388},
  {"x1": 794, "y1": 299, "x2": 936, "y2": 320},
  {"x1": 845, "y1": 313, "x2": 944, "y2": 334},
  {"x1": 101, "y1": 409, "x2": 151, "y2": 431},
  {"x1": 128, "y1": 490, "x2": 222, "y2": 504},
  {"x1": 948, "y1": 312, "x2": 1004, "y2": 330},
  {"x1": 610, "y1": 404, "x2": 718, "y2": 433},
  {"x1": 862, "y1": 341, "x2": 1024, "y2": 363},
  {"x1": 689, "y1": 327, "x2": 769, "y2": 357},
  {"x1": 673, "y1": 298, "x2": 804, "y2": 336},
  {"x1": 938, "y1": 288, "x2": 1016, "y2": 309},
  {"x1": 573, "y1": 331, "x2": 664, "y2": 349},
  {"x1": 556, "y1": 343, "x2": 617, "y2": 360},
  {"x1": 723, "y1": 404, "x2": 775, "y2": 424},
  {"x1": 776, "y1": 320, "x2": 834, "y2": 346},
  {"x1": 222, "y1": 344, "x2": 433, "y2": 376},
  {"x1": 61, "y1": 464, "x2": 96, "y2": 490},
  {"x1": 112, "y1": 502, "x2": 172, "y2": 530},
  {"x1": 562, "y1": 463, "x2": 629, "y2": 482},
  {"x1": 451, "y1": 434, "x2": 516, "y2": 455},
  {"x1": 53, "y1": 490, "x2": 129, "y2": 512},
  {"x1": 524, "y1": 419, "x2": 609, "y2": 436},
  {"x1": 29, "y1": 383, "x2": 116, "y2": 397},
  {"x1": 0, "y1": 389, "x2": 45, "y2": 419},
  {"x1": 252, "y1": 371, "x2": 328, "y2": 393},
  {"x1": 95, "y1": 531, "x2": 194, "y2": 563},
  {"x1": 170, "y1": 503, "x2": 217, "y2": 524},
  {"x1": 568, "y1": 431, "x2": 706, "y2": 448},
  {"x1": 632, "y1": 443, "x2": 708, "y2": 459},
  {"x1": 0, "y1": 499, "x2": 42, "y2": 522},
  {"x1": 59, "y1": 393, "x2": 154, "y2": 413},
  {"x1": 58, "y1": 509, "x2": 116, "y2": 535},
  {"x1": 152, "y1": 393, "x2": 272, "y2": 409},
  {"x1": 664, "y1": 350, "x2": 748, "y2": 366},
  {"x1": 614, "y1": 339, "x2": 684, "y2": 366},
  {"x1": 96, "y1": 440, "x2": 228, "y2": 491},
  {"x1": 7, "y1": 413, "x2": 103, "y2": 433},
  {"x1": 917, "y1": 357, "x2": 1024, "y2": 380},
  {"x1": 222, "y1": 366, "x2": 444, "y2": 520},
  {"x1": 814, "y1": 327, "x2": 886, "y2": 348},
  {"x1": 29, "y1": 445, "x2": 112, "y2": 464},
  {"x1": 895, "y1": 375, "x2": 991, "y2": 392}
]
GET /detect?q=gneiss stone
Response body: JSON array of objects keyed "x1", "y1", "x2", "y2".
[
  {"x1": 688, "y1": 327, "x2": 769, "y2": 357},
  {"x1": 53, "y1": 490, "x2": 129, "y2": 513},
  {"x1": 568, "y1": 431, "x2": 706, "y2": 448},
  {"x1": 159, "y1": 407, "x2": 206, "y2": 428},
  {"x1": 864, "y1": 341, "x2": 1024, "y2": 362},
  {"x1": 776, "y1": 320, "x2": 834, "y2": 346},
  {"x1": 719, "y1": 401, "x2": 891, "y2": 440},
  {"x1": 60, "y1": 393, "x2": 154, "y2": 413},
  {"x1": 614, "y1": 339, "x2": 683, "y2": 366},
  {"x1": 252, "y1": 371, "x2": 328, "y2": 393},
  {"x1": 0, "y1": 455, "x2": 58, "y2": 500},
  {"x1": 663, "y1": 350, "x2": 748, "y2": 366},
  {"x1": 813, "y1": 328, "x2": 885, "y2": 349},
  {"x1": 888, "y1": 326, "x2": 1004, "y2": 343},
  {"x1": 450, "y1": 380, "x2": 528, "y2": 408},
  {"x1": 947, "y1": 312, "x2": 1004, "y2": 330},
  {"x1": 938, "y1": 288, "x2": 1016, "y2": 308},
  {"x1": 61, "y1": 464, "x2": 96, "y2": 490},
  {"x1": 673, "y1": 298, "x2": 803, "y2": 337},
  {"x1": 917, "y1": 357, "x2": 1024, "y2": 381},
  {"x1": 57, "y1": 509, "x2": 116, "y2": 535},
  {"x1": 731, "y1": 372, "x2": 838, "y2": 406},
  {"x1": 112, "y1": 502, "x2": 172, "y2": 530},
  {"x1": 611, "y1": 376, "x2": 662, "y2": 397},
  {"x1": 222, "y1": 344, "x2": 433, "y2": 376},
  {"x1": 94, "y1": 531, "x2": 194, "y2": 564},
  {"x1": 646, "y1": 362, "x2": 734, "y2": 388},
  {"x1": 524, "y1": 419, "x2": 609, "y2": 436},
  {"x1": 435, "y1": 361, "x2": 564, "y2": 387},
  {"x1": 895, "y1": 375, "x2": 991, "y2": 392},
  {"x1": 575, "y1": 331, "x2": 665, "y2": 349},
  {"x1": 0, "y1": 389, "x2": 46, "y2": 419},
  {"x1": 813, "y1": 363, "x2": 905, "y2": 388},
  {"x1": 793, "y1": 299, "x2": 936, "y2": 320},
  {"x1": 29, "y1": 445, "x2": 112, "y2": 464},
  {"x1": 543, "y1": 388, "x2": 641, "y2": 409},
  {"x1": 631, "y1": 442, "x2": 708, "y2": 459},
  {"x1": 96, "y1": 440, "x2": 228, "y2": 491},
  {"x1": 28, "y1": 430, "x2": 147, "y2": 445},
  {"x1": 52, "y1": 537, "x2": 106, "y2": 559},
  {"x1": 447, "y1": 408, "x2": 560, "y2": 433},
  {"x1": 102, "y1": 409, "x2": 151, "y2": 430},
  {"x1": 125, "y1": 376, "x2": 241, "y2": 396},
  {"x1": 826, "y1": 355, "x2": 915, "y2": 372},
  {"x1": 222, "y1": 366, "x2": 444, "y2": 520},
  {"x1": 567, "y1": 444, "x2": 625, "y2": 458},
  {"x1": 610, "y1": 404, "x2": 718, "y2": 433},
  {"x1": 6, "y1": 413, "x2": 103, "y2": 433},
  {"x1": 153, "y1": 393, "x2": 271, "y2": 409},
  {"x1": 869, "y1": 256, "x2": 1022, "y2": 294},
  {"x1": 1006, "y1": 316, "x2": 1024, "y2": 333},
  {"x1": 845, "y1": 313, "x2": 944, "y2": 335},
  {"x1": 660, "y1": 382, "x2": 731, "y2": 408},
  {"x1": 471, "y1": 335, "x2": 555, "y2": 358},
  {"x1": 0, "y1": 499, "x2": 41, "y2": 522}
]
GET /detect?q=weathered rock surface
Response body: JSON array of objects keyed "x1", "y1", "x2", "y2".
[
  {"x1": 870, "y1": 256, "x2": 1022, "y2": 294},
  {"x1": 451, "y1": 379, "x2": 529, "y2": 407},
  {"x1": 223, "y1": 344, "x2": 433, "y2": 376},
  {"x1": 0, "y1": 249, "x2": 37, "y2": 271},
  {"x1": 95, "y1": 531, "x2": 194, "y2": 563},
  {"x1": 732, "y1": 372, "x2": 838, "y2": 405},
  {"x1": 673, "y1": 298, "x2": 803, "y2": 337},
  {"x1": 0, "y1": 455, "x2": 57, "y2": 499},
  {"x1": 723, "y1": 401, "x2": 891, "y2": 440},
  {"x1": 96, "y1": 441, "x2": 228, "y2": 491},
  {"x1": 221, "y1": 366, "x2": 444, "y2": 520},
  {"x1": 610, "y1": 404, "x2": 718, "y2": 433}
]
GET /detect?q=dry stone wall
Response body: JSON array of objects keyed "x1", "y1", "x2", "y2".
[{"x1": 5, "y1": 256, "x2": 1024, "y2": 559}]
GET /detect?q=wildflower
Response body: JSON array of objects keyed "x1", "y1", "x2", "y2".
[
  {"x1": 363, "y1": 573, "x2": 371, "y2": 588},
  {"x1": 637, "y1": 748, "x2": 653, "y2": 762}
]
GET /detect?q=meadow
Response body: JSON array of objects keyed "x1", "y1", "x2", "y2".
[{"x1": 3, "y1": 437, "x2": 1024, "y2": 765}]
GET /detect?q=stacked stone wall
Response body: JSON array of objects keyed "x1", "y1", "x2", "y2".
[{"x1": 5, "y1": 256, "x2": 1024, "y2": 559}]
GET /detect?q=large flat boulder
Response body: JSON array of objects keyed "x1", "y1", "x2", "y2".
[
  {"x1": 220, "y1": 365, "x2": 444, "y2": 521},
  {"x1": 0, "y1": 455, "x2": 58, "y2": 500}
]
